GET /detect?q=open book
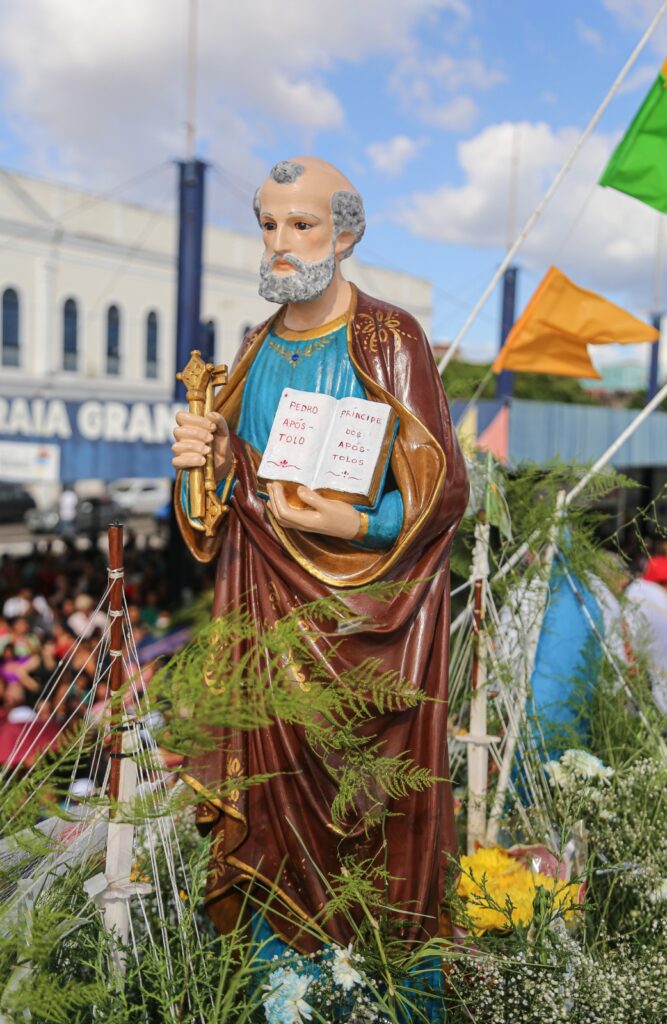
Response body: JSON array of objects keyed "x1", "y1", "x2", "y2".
[{"x1": 257, "y1": 388, "x2": 398, "y2": 510}]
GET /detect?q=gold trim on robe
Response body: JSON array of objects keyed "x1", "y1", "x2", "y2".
[{"x1": 175, "y1": 286, "x2": 447, "y2": 588}]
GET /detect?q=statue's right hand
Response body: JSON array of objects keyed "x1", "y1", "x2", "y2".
[{"x1": 172, "y1": 411, "x2": 232, "y2": 481}]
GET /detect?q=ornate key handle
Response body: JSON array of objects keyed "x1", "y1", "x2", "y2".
[{"x1": 176, "y1": 350, "x2": 228, "y2": 537}]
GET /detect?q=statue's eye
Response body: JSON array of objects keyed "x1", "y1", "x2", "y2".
[
  {"x1": 295, "y1": 222, "x2": 311, "y2": 231},
  {"x1": 262, "y1": 221, "x2": 276, "y2": 231}
]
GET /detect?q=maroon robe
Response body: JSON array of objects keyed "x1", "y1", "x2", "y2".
[{"x1": 177, "y1": 286, "x2": 468, "y2": 950}]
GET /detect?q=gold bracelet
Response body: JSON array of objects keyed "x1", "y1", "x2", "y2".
[{"x1": 354, "y1": 510, "x2": 369, "y2": 541}]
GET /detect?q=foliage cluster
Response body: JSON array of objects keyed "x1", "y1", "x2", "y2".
[{"x1": 442, "y1": 359, "x2": 598, "y2": 405}]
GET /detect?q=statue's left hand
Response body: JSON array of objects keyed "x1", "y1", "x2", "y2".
[{"x1": 267, "y1": 483, "x2": 361, "y2": 540}]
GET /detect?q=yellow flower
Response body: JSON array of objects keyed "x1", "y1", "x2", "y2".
[
  {"x1": 130, "y1": 862, "x2": 151, "y2": 884},
  {"x1": 455, "y1": 847, "x2": 580, "y2": 934}
]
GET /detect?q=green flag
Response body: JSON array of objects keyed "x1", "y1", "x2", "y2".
[{"x1": 599, "y1": 59, "x2": 667, "y2": 215}]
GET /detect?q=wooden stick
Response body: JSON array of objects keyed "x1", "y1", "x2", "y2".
[
  {"x1": 466, "y1": 520, "x2": 492, "y2": 854},
  {"x1": 107, "y1": 523, "x2": 124, "y2": 806},
  {"x1": 103, "y1": 523, "x2": 139, "y2": 976}
]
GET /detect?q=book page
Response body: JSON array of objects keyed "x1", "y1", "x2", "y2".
[
  {"x1": 257, "y1": 388, "x2": 338, "y2": 487},
  {"x1": 311, "y1": 397, "x2": 392, "y2": 495}
]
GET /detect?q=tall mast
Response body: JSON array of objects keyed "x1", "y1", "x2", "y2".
[
  {"x1": 185, "y1": 0, "x2": 199, "y2": 160},
  {"x1": 170, "y1": 0, "x2": 207, "y2": 605},
  {"x1": 496, "y1": 126, "x2": 520, "y2": 402},
  {"x1": 175, "y1": 0, "x2": 207, "y2": 403},
  {"x1": 648, "y1": 213, "x2": 664, "y2": 400}
]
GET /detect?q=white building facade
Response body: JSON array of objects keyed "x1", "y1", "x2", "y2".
[
  {"x1": 0, "y1": 169, "x2": 432, "y2": 399},
  {"x1": 0, "y1": 169, "x2": 432, "y2": 489}
]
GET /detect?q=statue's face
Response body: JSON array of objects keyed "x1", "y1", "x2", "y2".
[
  {"x1": 257, "y1": 174, "x2": 339, "y2": 304},
  {"x1": 258, "y1": 176, "x2": 335, "y2": 268}
]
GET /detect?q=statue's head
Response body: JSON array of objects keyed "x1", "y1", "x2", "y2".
[{"x1": 253, "y1": 157, "x2": 365, "y2": 304}]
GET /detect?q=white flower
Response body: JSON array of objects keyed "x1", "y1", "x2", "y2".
[
  {"x1": 649, "y1": 879, "x2": 667, "y2": 904},
  {"x1": 545, "y1": 759, "x2": 567, "y2": 787},
  {"x1": 560, "y1": 749, "x2": 614, "y2": 782},
  {"x1": 331, "y1": 943, "x2": 363, "y2": 991},
  {"x1": 263, "y1": 967, "x2": 313, "y2": 1024}
]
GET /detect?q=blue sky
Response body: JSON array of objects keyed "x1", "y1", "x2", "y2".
[{"x1": 0, "y1": 0, "x2": 664, "y2": 368}]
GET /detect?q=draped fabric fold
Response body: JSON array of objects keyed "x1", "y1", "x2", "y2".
[{"x1": 176, "y1": 286, "x2": 469, "y2": 950}]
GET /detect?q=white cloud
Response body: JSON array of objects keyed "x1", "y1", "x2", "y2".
[
  {"x1": 0, "y1": 0, "x2": 449, "y2": 225},
  {"x1": 423, "y1": 95, "x2": 478, "y2": 130},
  {"x1": 389, "y1": 50, "x2": 506, "y2": 132},
  {"x1": 602, "y1": 0, "x2": 663, "y2": 27},
  {"x1": 396, "y1": 119, "x2": 662, "y2": 306},
  {"x1": 399, "y1": 54, "x2": 506, "y2": 94},
  {"x1": 268, "y1": 76, "x2": 343, "y2": 130},
  {"x1": 366, "y1": 135, "x2": 425, "y2": 176},
  {"x1": 575, "y1": 18, "x2": 607, "y2": 52},
  {"x1": 602, "y1": 1, "x2": 667, "y2": 52}
]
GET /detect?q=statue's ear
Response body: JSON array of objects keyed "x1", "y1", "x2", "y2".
[{"x1": 333, "y1": 230, "x2": 355, "y2": 259}]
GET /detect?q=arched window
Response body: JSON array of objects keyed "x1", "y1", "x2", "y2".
[
  {"x1": 63, "y1": 298, "x2": 78, "y2": 371},
  {"x1": 106, "y1": 304, "x2": 121, "y2": 375},
  {"x1": 145, "y1": 310, "x2": 158, "y2": 378},
  {"x1": 1, "y1": 288, "x2": 19, "y2": 367}
]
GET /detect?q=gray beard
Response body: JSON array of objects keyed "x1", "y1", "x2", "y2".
[{"x1": 258, "y1": 250, "x2": 336, "y2": 304}]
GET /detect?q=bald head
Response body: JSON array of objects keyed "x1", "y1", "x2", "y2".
[{"x1": 253, "y1": 156, "x2": 365, "y2": 259}]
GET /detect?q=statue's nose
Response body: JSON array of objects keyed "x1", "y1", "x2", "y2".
[{"x1": 273, "y1": 223, "x2": 291, "y2": 252}]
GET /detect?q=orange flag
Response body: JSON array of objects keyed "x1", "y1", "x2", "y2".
[{"x1": 492, "y1": 266, "x2": 659, "y2": 379}]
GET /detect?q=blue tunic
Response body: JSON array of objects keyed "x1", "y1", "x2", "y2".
[{"x1": 233, "y1": 318, "x2": 403, "y2": 549}]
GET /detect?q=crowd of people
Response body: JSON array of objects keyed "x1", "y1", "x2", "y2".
[{"x1": 0, "y1": 531, "x2": 214, "y2": 777}]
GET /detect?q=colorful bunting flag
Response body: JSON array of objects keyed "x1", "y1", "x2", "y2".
[
  {"x1": 600, "y1": 59, "x2": 667, "y2": 215},
  {"x1": 492, "y1": 267, "x2": 659, "y2": 379},
  {"x1": 477, "y1": 405, "x2": 509, "y2": 463},
  {"x1": 455, "y1": 404, "x2": 478, "y2": 446}
]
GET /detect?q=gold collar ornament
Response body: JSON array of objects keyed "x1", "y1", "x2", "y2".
[{"x1": 268, "y1": 331, "x2": 338, "y2": 365}]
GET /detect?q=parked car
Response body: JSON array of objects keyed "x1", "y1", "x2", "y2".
[
  {"x1": 107, "y1": 478, "x2": 171, "y2": 516},
  {"x1": 0, "y1": 482, "x2": 36, "y2": 523},
  {"x1": 24, "y1": 495, "x2": 125, "y2": 535}
]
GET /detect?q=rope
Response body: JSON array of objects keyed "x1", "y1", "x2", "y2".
[
  {"x1": 452, "y1": 365, "x2": 496, "y2": 426},
  {"x1": 0, "y1": 600, "x2": 113, "y2": 796}
]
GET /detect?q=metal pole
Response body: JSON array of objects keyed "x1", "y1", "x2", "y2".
[
  {"x1": 648, "y1": 215, "x2": 663, "y2": 400},
  {"x1": 185, "y1": 0, "x2": 199, "y2": 160},
  {"x1": 174, "y1": 158, "x2": 207, "y2": 403},
  {"x1": 566, "y1": 374, "x2": 667, "y2": 505},
  {"x1": 170, "y1": 157, "x2": 207, "y2": 606},
  {"x1": 647, "y1": 310, "x2": 662, "y2": 401},
  {"x1": 496, "y1": 266, "x2": 518, "y2": 401}
]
